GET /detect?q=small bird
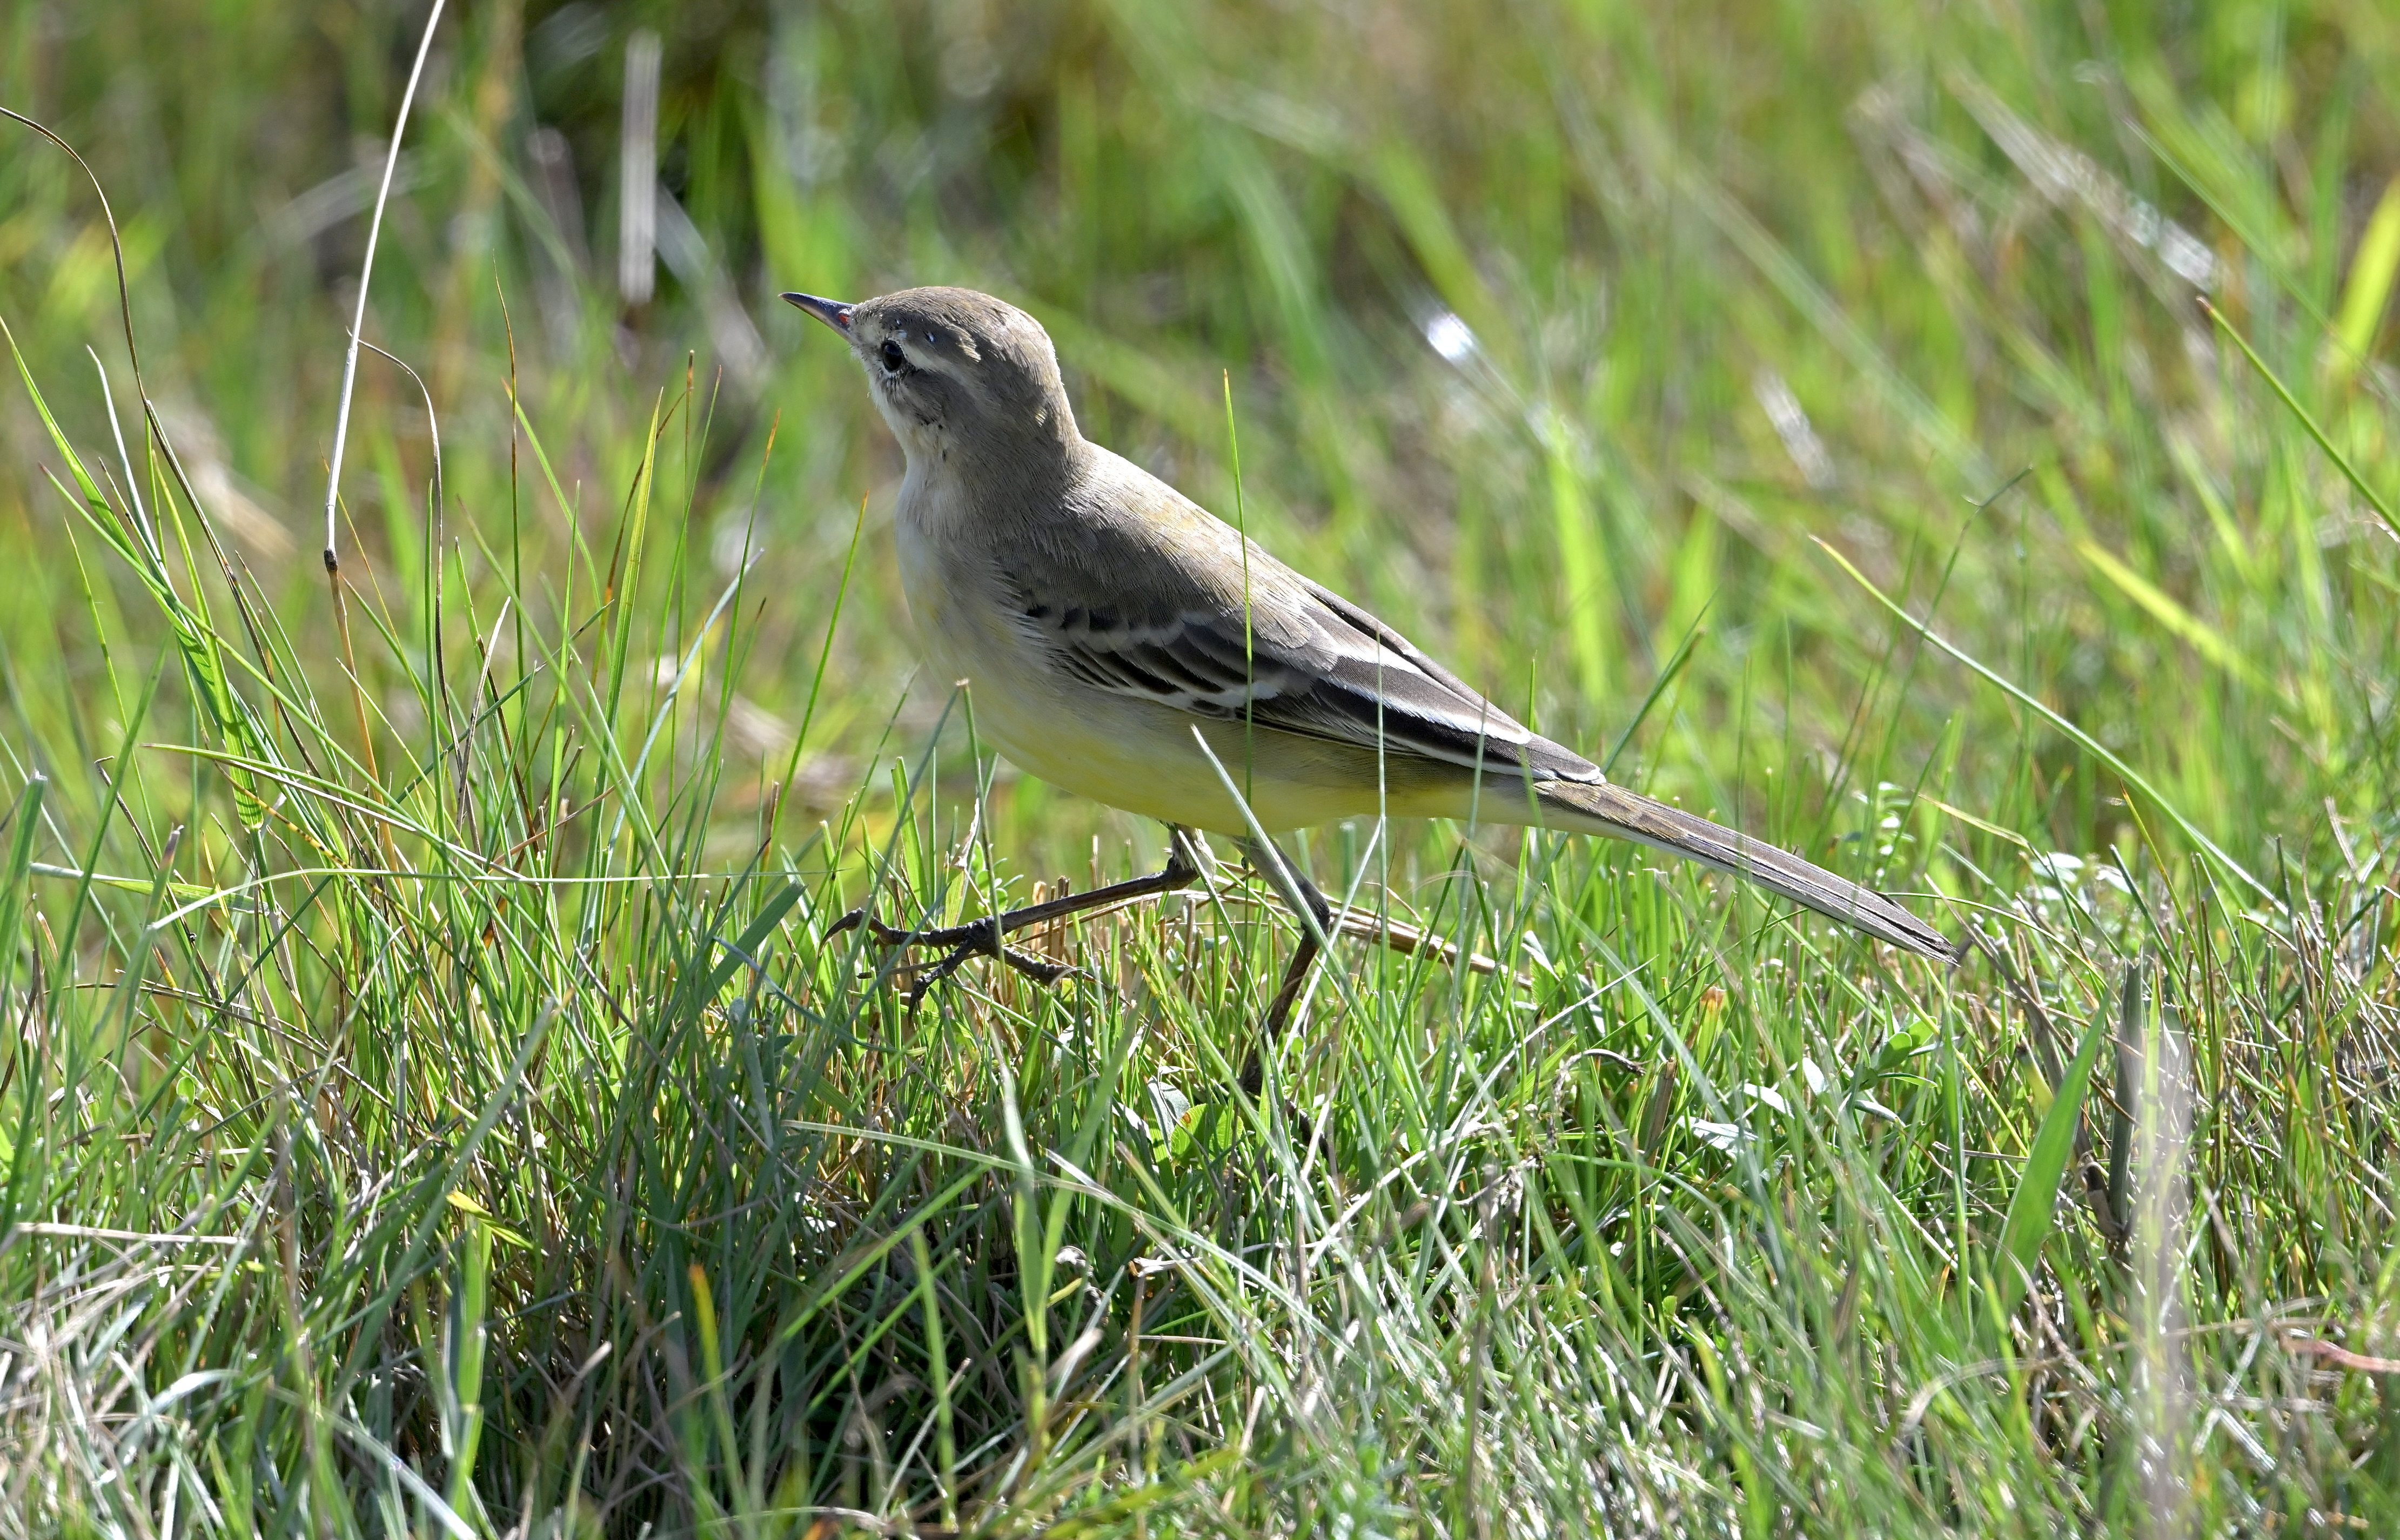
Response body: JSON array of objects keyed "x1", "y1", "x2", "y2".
[{"x1": 788, "y1": 286, "x2": 1955, "y2": 1026}]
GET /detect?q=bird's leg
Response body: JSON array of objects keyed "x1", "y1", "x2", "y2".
[
  {"x1": 1238, "y1": 837, "x2": 1333, "y2": 1098},
  {"x1": 833, "y1": 826, "x2": 1209, "y2": 1010}
]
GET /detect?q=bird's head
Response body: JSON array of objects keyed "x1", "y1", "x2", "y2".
[{"x1": 784, "y1": 286, "x2": 1080, "y2": 473}]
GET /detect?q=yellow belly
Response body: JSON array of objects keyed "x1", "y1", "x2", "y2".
[{"x1": 958, "y1": 668, "x2": 1436, "y2": 833}]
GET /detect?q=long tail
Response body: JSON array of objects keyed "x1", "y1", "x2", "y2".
[{"x1": 1530, "y1": 778, "x2": 1960, "y2": 962}]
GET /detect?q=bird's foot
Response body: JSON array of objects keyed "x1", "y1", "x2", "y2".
[
  {"x1": 829, "y1": 828, "x2": 1207, "y2": 1012},
  {"x1": 828, "y1": 908, "x2": 1076, "y2": 1011}
]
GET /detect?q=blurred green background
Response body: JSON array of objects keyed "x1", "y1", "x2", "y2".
[
  {"x1": 8, "y1": 0, "x2": 2392, "y2": 876},
  {"x1": 6, "y1": 1, "x2": 2400, "y2": 1533}
]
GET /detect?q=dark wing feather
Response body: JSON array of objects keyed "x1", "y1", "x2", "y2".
[{"x1": 1004, "y1": 560, "x2": 1598, "y2": 782}]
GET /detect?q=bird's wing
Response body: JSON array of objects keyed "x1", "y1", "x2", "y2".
[
  {"x1": 997, "y1": 467, "x2": 1597, "y2": 782},
  {"x1": 990, "y1": 456, "x2": 1956, "y2": 960}
]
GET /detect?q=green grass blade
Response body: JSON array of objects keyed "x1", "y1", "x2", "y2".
[
  {"x1": 1815, "y1": 536, "x2": 2276, "y2": 907},
  {"x1": 2200, "y1": 296, "x2": 2400, "y2": 541},
  {"x1": 1990, "y1": 994, "x2": 2110, "y2": 1327}
]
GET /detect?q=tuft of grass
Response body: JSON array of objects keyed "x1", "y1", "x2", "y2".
[{"x1": 2, "y1": 0, "x2": 2398, "y2": 1533}]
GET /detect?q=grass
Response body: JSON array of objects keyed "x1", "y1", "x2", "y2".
[{"x1": 2, "y1": 0, "x2": 2398, "y2": 1532}]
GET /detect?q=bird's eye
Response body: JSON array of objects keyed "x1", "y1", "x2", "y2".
[{"x1": 880, "y1": 339, "x2": 906, "y2": 373}]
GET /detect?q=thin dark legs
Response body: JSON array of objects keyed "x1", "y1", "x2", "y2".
[
  {"x1": 1243, "y1": 836, "x2": 1331, "y2": 1040},
  {"x1": 833, "y1": 825, "x2": 1209, "y2": 1010},
  {"x1": 1238, "y1": 836, "x2": 1330, "y2": 1098},
  {"x1": 840, "y1": 825, "x2": 1333, "y2": 1102}
]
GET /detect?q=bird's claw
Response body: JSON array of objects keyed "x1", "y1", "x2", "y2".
[{"x1": 833, "y1": 906, "x2": 1077, "y2": 1012}]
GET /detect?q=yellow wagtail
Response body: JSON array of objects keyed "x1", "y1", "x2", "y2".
[{"x1": 787, "y1": 286, "x2": 1956, "y2": 1030}]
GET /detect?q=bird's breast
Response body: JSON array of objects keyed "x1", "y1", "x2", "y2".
[{"x1": 892, "y1": 513, "x2": 985, "y2": 688}]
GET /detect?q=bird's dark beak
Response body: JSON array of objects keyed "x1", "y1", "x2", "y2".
[{"x1": 781, "y1": 292, "x2": 854, "y2": 333}]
